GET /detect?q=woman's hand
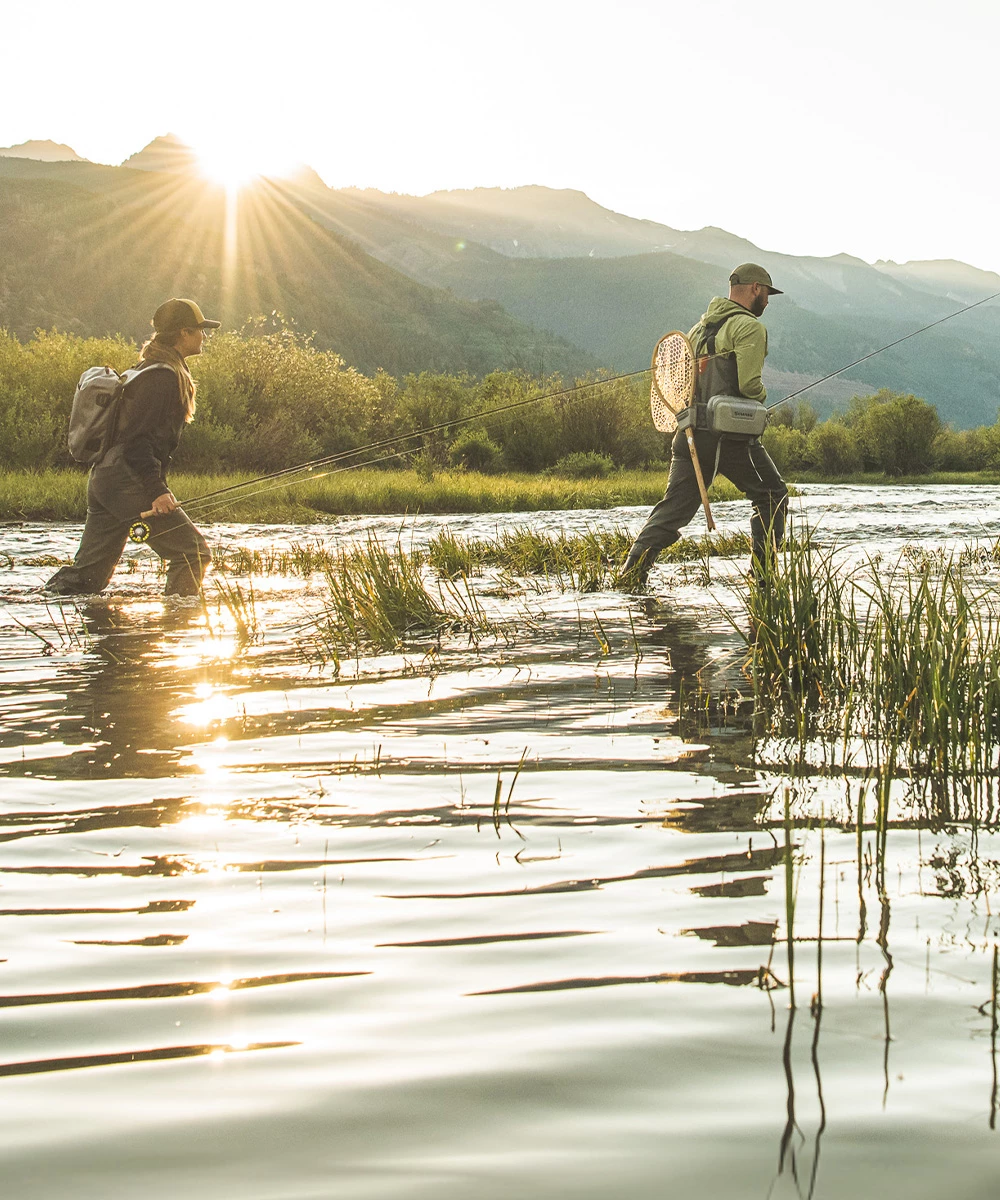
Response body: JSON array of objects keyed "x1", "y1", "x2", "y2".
[{"x1": 150, "y1": 491, "x2": 178, "y2": 515}]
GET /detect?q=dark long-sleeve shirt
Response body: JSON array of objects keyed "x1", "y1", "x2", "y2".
[{"x1": 118, "y1": 364, "x2": 185, "y2": 505}]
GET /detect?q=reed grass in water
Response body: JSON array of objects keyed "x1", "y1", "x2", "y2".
[
  {"x1": 306, "y1": 539, "x2": 504, "y2": 660},
  {"x1": 212, "y1": 528, "x2": 755, "y2": 588},
  {"x1": 742, "y1": 539, "x2": 1000, "y2": 788}
]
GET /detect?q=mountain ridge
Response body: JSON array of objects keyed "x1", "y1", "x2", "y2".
[
  {"x1": 3, "y1": 136, "x2": 1000, "y2": 426},
  {"x1": 0, "y1": 139, "x2": 86, "y2": 162}
]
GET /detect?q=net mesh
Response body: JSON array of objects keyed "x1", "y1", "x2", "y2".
[{"x1": 650, "y1": 332, "x2": 696, "y2": 433}]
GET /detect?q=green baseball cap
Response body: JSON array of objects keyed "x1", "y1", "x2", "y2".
[
  {"x1": 729, "y1": 263, "x2": 783, "y2": 295},
  {"x1": 152, "y1": 298, "x2": 222, "y2": 333}
]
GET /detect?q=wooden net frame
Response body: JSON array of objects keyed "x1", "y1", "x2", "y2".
[{"x1": 650, "y1": 330, "x2": 697, "y2": 433}]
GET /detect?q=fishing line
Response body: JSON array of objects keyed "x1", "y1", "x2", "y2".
[
  {"x1": 179, "y1": 439, "x2": 440, "y2": 525},
  {"x1": 129, "y1": 367, "x2": 651, "y2": 541},
  {"x1": 766, "y1": 289, "x2": 1000, "y2": 413},
  {"x1": 184, "y1": 366, "x2": 650, "y2": 514}
]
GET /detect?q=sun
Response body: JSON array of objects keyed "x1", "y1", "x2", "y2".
[{"x1": 191, "y1": 138, "x2": 297, "y2": 192}]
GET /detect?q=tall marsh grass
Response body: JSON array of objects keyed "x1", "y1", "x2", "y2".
[
  {"x1": 305, "y1": 539, "x2": 505, "y2": 662},
  {"x1": 743, "y1": 540, "x2": 1000, "y2": 788},
  {"x1": 209, "y1": 527, "x2": 757, "y2": 595}
]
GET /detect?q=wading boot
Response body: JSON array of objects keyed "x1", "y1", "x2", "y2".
[{"x1": 618, "y1": 546, "x2": 655, "y2": 592}]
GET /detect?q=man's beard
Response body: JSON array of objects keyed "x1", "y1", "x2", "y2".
[{"x1": 750, "y1": 293, "x2": 768, "y2": 317}]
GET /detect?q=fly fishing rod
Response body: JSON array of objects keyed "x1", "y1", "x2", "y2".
[
  {"x1": 127, "y1": 366, "x2": 651, "y2": 542},
  {"x1": 130, "y1": 285, "x2": 1000, "y2": 544}
]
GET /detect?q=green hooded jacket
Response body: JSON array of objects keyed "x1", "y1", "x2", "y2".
[{"x1": 688, "y1": 297, "x2": 768, "y2": 402}]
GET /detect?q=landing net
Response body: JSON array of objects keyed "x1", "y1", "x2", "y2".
[{"x1": 650, "y1": 331, "x2": 696, "y2": 434}]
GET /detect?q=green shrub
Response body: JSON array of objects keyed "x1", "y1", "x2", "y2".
[
  {"x1": 845, "y1": 389, "x2": 941, "y2": 476},
  {"x1": 552, "y1": 451, "x2": 616, "y2": 478},
  {"x1": 449, "y1": 429, "x2": 503, "y2": 473},
  {"x1": 807, "y1": 422, "x2": 861, "y2": 475},
  {"x1": 0, "y1": 328, "x2": 134, "y2": 468},
  {"x1": 762, "y1": 424, "x2": 811, "y2": 475}
]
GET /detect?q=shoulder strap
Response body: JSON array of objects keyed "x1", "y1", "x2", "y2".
[
  {"x1": 106, "y1": 362, "x2": 177, "y2": 448},
  {"x1": 704, "y1": 311, "x2": 748, "y2": 355},
  {"x1": 121, "y1": 361, "x2": 174, "y2": 385}
]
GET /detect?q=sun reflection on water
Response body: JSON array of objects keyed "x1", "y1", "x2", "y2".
[{"x1": 177, "y1": 691, "x2": 240, "y2": 728}]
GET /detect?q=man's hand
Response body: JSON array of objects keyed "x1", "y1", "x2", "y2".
[{"x1": 150, "y1": 491, "x2": 178, "y2": 515}]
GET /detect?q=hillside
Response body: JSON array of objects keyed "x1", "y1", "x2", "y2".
[
  {"x1": 874, "y1": 258, "x2": 1000, "y2": 305},
  {"x1": 351, "y1": 185, "x2": 678, "y2": 258},
  {"x1": 345, "y1": 186, "x2": 968, "y2": 321},
  {"x1": 0, "y1": 165, "x2": 592, "y2": 378},
  {"x1": 4, "y1": 142, "x2": 1000, "y2": 425},
  {"x1": 120, "y1": 132, "x2": 198, "y2": 173}
]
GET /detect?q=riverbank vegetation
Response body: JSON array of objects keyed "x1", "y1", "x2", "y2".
[
  {"x1": 762, "y1": 387, "x2": 1000, "y2": 478},
  {"x1": 3, "y1": 326, "x2": 1000, "y2": 520},
  {"x1": 742, "y1": 539, "x2": 1000, "y2": 798},
  {"x1": 0, "y1": 467, "x2": 746, "y2": 522}
]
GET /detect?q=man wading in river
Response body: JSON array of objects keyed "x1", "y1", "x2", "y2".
[{"x1": 620, "y1": 264, "x2": 789, "y2": 587}]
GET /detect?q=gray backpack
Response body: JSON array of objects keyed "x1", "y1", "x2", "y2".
[{"x1": 67, "y1": 363, "x2": 172, "y2": 464}]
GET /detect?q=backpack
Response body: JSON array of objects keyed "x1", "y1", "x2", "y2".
[{"x1": 67, "y1": 363, "x2": 172, "y2": 465}]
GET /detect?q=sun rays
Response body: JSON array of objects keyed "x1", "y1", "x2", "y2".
[{"x1": 2, "y1": 133, "x2": 386, "y2": 353}]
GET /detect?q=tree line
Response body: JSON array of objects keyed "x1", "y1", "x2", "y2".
[
  {"x1": 763, "y1": 388, "x2": 1000, "y2": 477},
  {"x1": 1, "y1": 323, "x2": 996, "y2": 479}
]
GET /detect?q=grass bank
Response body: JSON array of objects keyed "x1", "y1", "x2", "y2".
[
  {"x1": 0, "y1": 468, "x2": 747, "y2": 522},
  {"x1": 791, "y1": 470, "x2": 1000, "y2": 487}
]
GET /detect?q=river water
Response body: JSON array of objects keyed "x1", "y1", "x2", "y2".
[{"x1": 2, "y1": 485, "x2": 1000, "y2": 1200}]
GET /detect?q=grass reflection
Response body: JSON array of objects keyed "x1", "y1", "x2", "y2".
[{"x1": 0, "y1": 1040, "x2": 299, "y2": 1078}]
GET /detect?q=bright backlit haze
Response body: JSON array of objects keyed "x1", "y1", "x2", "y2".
[
  {"x1": 193, "y1": 139, "x2": 300, "y2": 191},
  {"x1": 3, "y1": 0, "x2": 993, "y2": 269}
]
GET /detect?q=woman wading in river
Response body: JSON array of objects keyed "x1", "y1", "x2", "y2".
[{"x1": 46, "y1": 298, "x2": 217, "y2": 599}]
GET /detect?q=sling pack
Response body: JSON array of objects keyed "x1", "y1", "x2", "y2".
[
  {"x1": 68, "y1": 363, "x2": 172, "y2": 465},
  {"x1": 677, "y1": 312, "x2": 768, "y2": 440}
]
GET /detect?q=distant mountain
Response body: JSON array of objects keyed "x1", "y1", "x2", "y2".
[
  {"x1": 0, "y1": 139, "x2": 86, "y2": 162},
  {"x1": 356, "y1": 185, "x2": 678, "y2": 259},
  {"x1": 5, "y1": 143, "x2": 1000, "y2": 426},
  {"x1": 874, "y1": 259, "x2": 1000, "y2": 305},
  {"x1": 119, "y1": 134, "x2": 329, "y2": 192},
  {"x1": 121, "y1": 133, "x2": 199, "y2": 173},
  {"x1": 361, "y1": 187, "x2": 960, "y2": 323},
  {"x1": 278, "y1": 164, "x2": 329, "y2": 191}
]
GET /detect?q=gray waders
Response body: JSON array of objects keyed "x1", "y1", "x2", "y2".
[
  {"x1": 622, "y1": 428, "x2": 788, "y2": 585},
  {"x1": 46, "y1": 445, "x2": 210, "y2": 597}
]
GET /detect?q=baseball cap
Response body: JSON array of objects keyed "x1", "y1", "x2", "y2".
[
  {"x1": 152, "y1": 298, "x2": 222, "y2": 334},
  {"x1": 729, "y1": 263, "x2": 783, "y2": 295}
]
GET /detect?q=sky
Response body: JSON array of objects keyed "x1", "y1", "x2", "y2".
[{"x1": 4, "y1": 0, "x2": 996, "y2": 270}]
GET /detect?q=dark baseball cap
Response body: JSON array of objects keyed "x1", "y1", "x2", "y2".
[
  {"x1": 152, "y1": 298, "x2": 222, "y2": 333},
  {"x1": 729, "y1": 263, "x2": 783, "y2": 295}
]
